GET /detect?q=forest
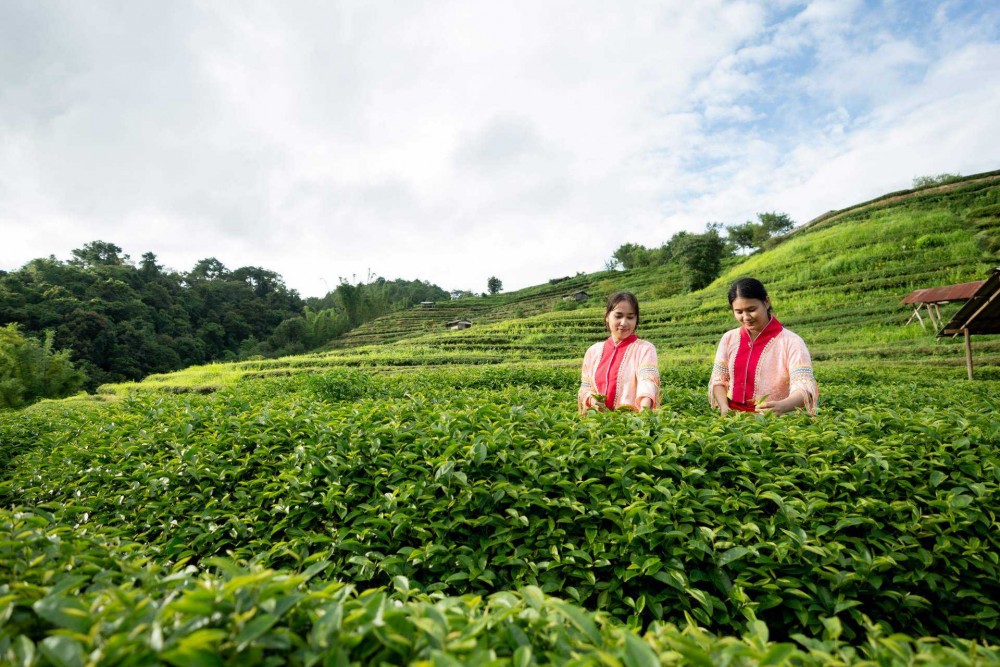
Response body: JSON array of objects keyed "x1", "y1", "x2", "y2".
[{"x1": 0, "y1": 241, "x2": 448, "y2": 393}]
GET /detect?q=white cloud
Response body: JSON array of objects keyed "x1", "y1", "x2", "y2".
[{"x1": 1, "y1": 1, "x2": 998, "y2": 296}]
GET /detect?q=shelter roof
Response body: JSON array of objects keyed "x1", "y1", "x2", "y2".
[
  {"x1": 939, "y1": 268, "x2": 1000, "y2": 336},
  {"x1": 901, "y1": 280, "x2": 985, "y2": 304}
]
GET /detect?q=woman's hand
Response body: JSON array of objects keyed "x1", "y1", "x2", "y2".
[
  {"x1": 756, "y1": 399, "x2": 789, "y2": 415},
  {"x1": 638, "y1": 397, "x2": 653, "y2": 412},
  {"x1": 757, "y1": 390, "x2": 804, "y2": 416},
  {"x1": 711, "y1": 385, "x2": 730, "y2": 416}
]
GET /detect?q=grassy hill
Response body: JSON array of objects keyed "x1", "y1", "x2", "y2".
[
  {"x1": 3, "y1": 172, "x2": 1000, "y2": 665},
  {"x1": 90, "y1": 170, "x2": 1000, "y2": 396}
]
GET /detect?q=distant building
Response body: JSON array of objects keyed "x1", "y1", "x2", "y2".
[
  {"x1": 564, "y1": 291, "x2": 589, "y2": 302},
  {"x1": 420, "y1": 301, "x2": 434, "y2": 308},
  {"x1": 445, "y1": 319, "x2": 472, "y2": 330}
]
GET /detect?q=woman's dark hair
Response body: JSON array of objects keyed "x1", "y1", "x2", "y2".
[
  {"x1": 728, "y1": 278, "x2": 772, "y2": 313},
  {"x1": 604, "y1": 291, "x2": 640, "y2": 331}
]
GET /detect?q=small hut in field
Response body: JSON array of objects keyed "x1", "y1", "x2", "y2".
[
  {"x1": 901, "y1": 281, "x2": 984, "y2": 331},
  {"x1": 938, "y1": 267, "x2": 1000, "y2": 379},
  {"x1": 445, "y1": 319, "x2": 472, "y2": 331}
]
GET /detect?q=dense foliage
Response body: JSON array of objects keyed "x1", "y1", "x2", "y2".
[
  {"x1": 0, "y1": 243, "x2": 450, "y2": 388},
  {"x1": 727, "y1": 213, "x2": 796, "y2": 254},
  {"x1": 0, "y1": 242, "x2": 304, "y2": 388},
  {"x1": 2, "y1": 365, "x2": 1000, "y2": 664},
  {"x1": 609, "y1": 214, "x2": 790, "y2": 285},
  {"x1": 912, "y1": 173, "x2": 964, "y2": 188},
  {"x1": 5, "y1": 506, "x2": 998, "y2": 667},
  {"x1": 0, "y1": 324, "x2": 84, "y2": 408}
]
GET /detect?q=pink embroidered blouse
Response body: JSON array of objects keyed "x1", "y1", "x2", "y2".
[
  {"x1": 709, "y1": 319, "x2": 818, "y2": 414},
  {"x1": 578, "y1": 336, "x2": 661, "y2": 413}
]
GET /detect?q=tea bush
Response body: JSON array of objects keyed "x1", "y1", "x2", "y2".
[
  {"x1": 4, "y1": 508, "x2": 999, "y2": 666},
  {"x1": 3, "y1": 366, "x2": 1000, "y2": 664}
]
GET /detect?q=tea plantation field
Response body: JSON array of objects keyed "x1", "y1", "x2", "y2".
[
  {"x1": 93, "y1": 172, "x2": 1000, "y2": 396},
  {"x1": 2, "y1": 175, "x2": 1000, "y2": 665},
  {"x1": 3, "y1": 365, "x2": 1000, "y2": 665}
]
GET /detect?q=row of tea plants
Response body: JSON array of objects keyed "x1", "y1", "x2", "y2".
[
  {"x1": 3, "y1": 506, "x2": 999, "y2": 666},
  {"x1": 3, "y1": 364, "x2": 1000, "y2": 664}
]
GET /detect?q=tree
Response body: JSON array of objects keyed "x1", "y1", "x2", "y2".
[
  {"x1": 671, "y1": 225, "x2": 727, "y2": 292},
  {"x1": 726, "y1": 212, "x2": 795, "y2": 254},
  {"x1": 612, "y1": 243, "x2": 643, "y2": 270},
  {"x1": 139, "y1": 252, "x2": 162, "y2": 277},
  {"x1": 69, "y1": 241, "x2": 129, "y2": 269},
  {"x1": 0, "y1": 241, "x2": 448, "y2": 385},
  {"x1": 231, "y1": 266, "x2": 286, "y2": 297},
  {"x1": 725, "y1": 221, "x2": 757, "y2": 254},
  {"x1": 187, "y1": 258, "x2": 229, "y2": 282},
  {"x1": 913, "y1": 173, "x2": 962, "y2": 189},
  {"x1": 757, "y1": 212, "x2": 794, "y2": 237},
  {"x1": 303, "y1": 307, "x2": 350, "y2": 347},
  {"x1": 609, "y1": 240, "x2": 679, "y2": 270},
  {"x1": 0, "y1": 324, "x2": 85, "y2": 408},
  {"x1": 334, "y1": 279, "x2": 363, "y2": 327},
  {"x1": 269, "y1": 316, "x2": 311, "y2": 356},
  {"x1": 487, "y1": 276, "x2": 503, "y2": 295}
]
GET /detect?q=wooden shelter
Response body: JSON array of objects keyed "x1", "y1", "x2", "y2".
[
  {"x1": 445, "y1": 319, "x2": 472, "y2": 331},
  {"x1": 901, "y1": 280, "x2": 984, "y2": 331},
  {"x1": 938, "y1": 268, "x2": 1000, "y2": 380}
]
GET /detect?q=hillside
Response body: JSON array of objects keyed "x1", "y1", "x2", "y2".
[
  {"x1": 95, "y1": 170, "x2": 1000, "y2": 395},
  {"x1": 339, "y1": 170, "x2": 999, "y2": 367},
  {"x1": 3, "y1": 173, "x2": 1000, "y2": 665}
]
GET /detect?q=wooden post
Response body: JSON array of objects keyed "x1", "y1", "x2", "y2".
[
  {"x1": 926, "y1": 304, "x2": 939, "y2": 331},
  {"x1": 964, "y1": 328, "x2": 973, "y2": 380}
]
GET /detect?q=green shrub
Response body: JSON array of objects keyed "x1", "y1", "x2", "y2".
[
  {"x1": 5, "y1": 505, "x2": 998, "y2": 665},
  {"x1": 914, "y1": 233, "x2": 948, "y2": 249},
  {"x1": 5, "y1": 374, "x2": 1000, "y2": 643},
  {"x1": 306, "y1": 368, "x2": 379, "y2": 401},
  {"x1": 912, "y1": 173, "x2": 963, "y2": 188},
  {"x1": 553, "y1": 299, "x2": 581, "y2": 312},
  {"x1": 967, "y1": 203, "x2": 1000, "y2": 219},
  {"x1": 0, "y1": 324, "x2": 85, "y2": 409}
]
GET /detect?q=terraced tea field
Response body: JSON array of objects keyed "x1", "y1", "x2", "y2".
[
  {"x1": 2, "y1": 174, "x2": 999, "y2": 665},
  {"x1": 96, "y1": 174, "x2": 1000, "y2": 396}
]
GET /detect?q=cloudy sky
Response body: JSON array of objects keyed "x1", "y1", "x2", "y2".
[{"x1": 2, "y1": 1, "x2": 998, "y2": 297}]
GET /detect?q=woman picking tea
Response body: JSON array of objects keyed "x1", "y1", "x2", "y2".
[
  {"x1": 578, "y1": 291, "x2": 660, "y2": 413},
  {"x1": 709, "y1": 277, "x2": 818, "y2": 416}
]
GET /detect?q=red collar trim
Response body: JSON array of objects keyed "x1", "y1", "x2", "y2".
[
  {"x1": 595, "y1": 334, "x2": 638, "y2": 409},
  {"x1": 731, "y1": 316, "x2": 783, "y2": 406},
  {"x1": 604, "y1": 333, "x2": 637, "y2": 350}
]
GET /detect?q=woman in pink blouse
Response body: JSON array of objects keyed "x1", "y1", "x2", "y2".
[
  {"x1": 709, "y1": 278, "x2": 818, "y2": 416},
  {"x1": 578, "y1": 291, "x2": 661, "y2": 414}
]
